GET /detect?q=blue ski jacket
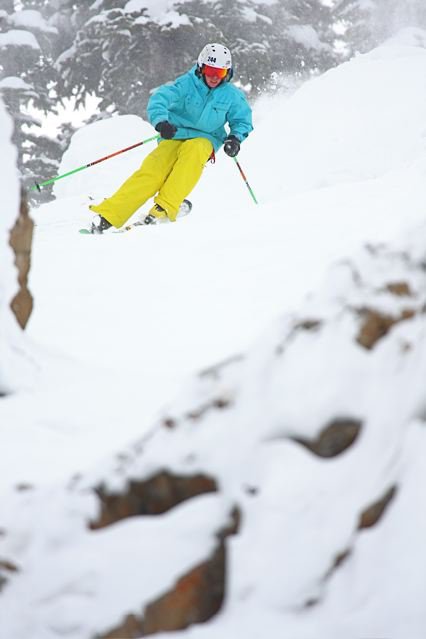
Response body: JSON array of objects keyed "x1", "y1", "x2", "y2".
[{"x1": 147, "y1": 66, "x2": 253, "y2": 152}]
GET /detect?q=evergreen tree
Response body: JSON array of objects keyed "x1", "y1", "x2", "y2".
[
  {"x1": 56, "y1": 0, "x2": 339, "y2": 116},
  {"x1": 0, "y1": 1, "x2": 65, "y2": 199},
  {"x1": 55, "y1": 4, "x2": 215, "y2": 116}
]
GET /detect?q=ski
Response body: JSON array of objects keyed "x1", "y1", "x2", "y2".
[{"x1": 79, "y1": 199, "x2": 192, "y2": 235}]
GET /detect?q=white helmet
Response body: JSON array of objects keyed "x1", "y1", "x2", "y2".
[{"x1": 197, "y1": 43, "x2": 232, "y2": 71}]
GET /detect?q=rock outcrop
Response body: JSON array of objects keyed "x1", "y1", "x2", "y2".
[
  {"x1": 8, "y1": 188, "x2": 33, "y2": 329},
  {"x1": 91, "y1": 471, "x2": 218, "y2": 530}
]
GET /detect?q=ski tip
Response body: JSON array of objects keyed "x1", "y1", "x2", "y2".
[{"x1": 79, "y1": 228, "x2": 92, "y2": 234}]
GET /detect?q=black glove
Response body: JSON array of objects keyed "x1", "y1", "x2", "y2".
[
  {"x1": 155, "y1": 120, "x2": 177, "y2": 139},
  {"x1": 223, "y1": 135, "x2": 240, "y2": 157}
]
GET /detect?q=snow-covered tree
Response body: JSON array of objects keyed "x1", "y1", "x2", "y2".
[
  {"x1": 55, "y1": 0, "x2": 338, "y2": 117},
  {"x1": 0, "y1": 2, "x2": 62, "y2": 197},
  {"x1": 56, "y1": 6, "x2": 157, "y2": 116}
]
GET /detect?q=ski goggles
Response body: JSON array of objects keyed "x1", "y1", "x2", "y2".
[{"x1": 202, "y1": 65, "x2": 228, "y2": 79}]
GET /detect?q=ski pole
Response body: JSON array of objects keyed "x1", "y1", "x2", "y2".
[
  {"x1": 233, "y1": 156, "x2": 258, "y2": 204},
  {"x1": 30, "y1": 134, "x2": 160, "y2": 191}
]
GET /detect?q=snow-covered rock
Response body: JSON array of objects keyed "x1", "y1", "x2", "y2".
[
  {"x1": 1, "y1": 220, "x2": 425, "y2": 639},
  {"x1": 0, "y1": 97, "x2": 34, "y2": 394}
]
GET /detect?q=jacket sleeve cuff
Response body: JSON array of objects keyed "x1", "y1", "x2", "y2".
[{"x1": 151, "y1": 118, "x2": 164, "y2": 128}]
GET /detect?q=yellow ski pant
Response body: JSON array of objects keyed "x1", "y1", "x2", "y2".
[{"x1": 90, "y1": 137, "x2": 213, "y2": 227}]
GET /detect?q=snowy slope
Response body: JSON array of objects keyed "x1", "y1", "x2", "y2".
[
  {"x1": 17, "y1": 26, "x2": 426, "y2": 486},
  {"x1": 1, "y1": 28, "x2": 426, "y2": 639}
]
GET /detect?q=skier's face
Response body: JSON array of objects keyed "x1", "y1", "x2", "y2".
[
  {"x1": 202, "y1": 65, "x2": 228, "y2": 89},
  {"x1": 204, "y1": 74, "x2": 223, "y2": 88}
]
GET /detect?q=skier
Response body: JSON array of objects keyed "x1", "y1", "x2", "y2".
[{"x1": 89, "y1": 43, "x2": 253, "y2": 233}]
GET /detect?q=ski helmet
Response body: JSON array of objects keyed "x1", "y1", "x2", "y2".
[{"x1": 197, "y1": 43, "x2": 233, "y2": 81}]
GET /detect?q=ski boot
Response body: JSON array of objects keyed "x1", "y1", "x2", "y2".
[
  {"x1": 90, "y1": 214, "x2": 112, "y2": 234},
  {"x1": 144, "y1": 203, "x2": 167, "y2": 224},
  {"x1": 144, "y1": 200, "x2": 192, "y2": 224}
]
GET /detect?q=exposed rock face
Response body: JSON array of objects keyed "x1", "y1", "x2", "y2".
[
  {"x1": 358, "y1": 485, "x2": 398, "y2": 529},
  {"x1": 143, "y1": 543, "x2": 226, "y2": 635},
  {"x1": 100, "y1": 545, "x2": 226, "y2": 639},
  {"x1": 8, "y1": 188, "x2": 34, "y2": 329},
  {"x1": 357, "y1": 306, "x2": 416, "y2": 350},
  {"x1": 292, "y1": 418, "x2": 362, "y2": 458},
  {"x1": 0, "y1": 559, "x2": 19, "y2": 594},
  {"x1": 97, "y1": 506, "x2": 240, "y2": 638},
  {"x1": 91, "y1": 471, "x2": 218, "y2": 530}
]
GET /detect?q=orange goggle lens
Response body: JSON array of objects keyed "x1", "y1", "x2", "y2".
[{"x1": 203, "y1": 65, "x2": 228, "y2": 79}]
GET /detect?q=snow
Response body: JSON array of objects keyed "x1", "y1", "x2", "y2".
[
  {"x1": 97, "y1": 0, "x2": 276, "y2": 28},
  {"x1": 53, "y1": 114, "x2": 154, "y2": 200},
  {"x1": 251, "y1": 38, "x2": 426, "y2": 193},
  {"x1": 158, "y1": 10, "x2": 191, "y2": 28},
  {"x1": 0, "y1": 76, "x2": 33, "y2": 91},
  {"x1": 9, "y1": 10, "x2": 58, "y2": 35},
  {"x1": 0, "y1": 493, "x2": 228, "y2": 639},
  {"x1": 1, "y1": 27, "x2": 426, "y2": 639},
  {"x1": 384, "y1": 25, "x2": 426, "y2": 48},
  {"x1": 124, "y1": 0, "x2": 178, "y2": 17},
  {"x1": 242, "y1": 7, "x2": 272, "y2": 24},
  {"x1": 0, "y1": 28, "x2": 40, "y2": 50},
  {"x1": 123, "y1": 0, "x2": 211, "y2": 25},
  {"x1": 286, "y1": 24, "x2": 328, "y2": 50}
]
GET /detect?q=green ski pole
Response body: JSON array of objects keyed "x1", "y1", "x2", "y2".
[
  {"x1": 30, "y1": 134, "x2": 160, "y2": 191},
  {"x1": 233, "y1": 156, "x2": 258, "y2": 204}
]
